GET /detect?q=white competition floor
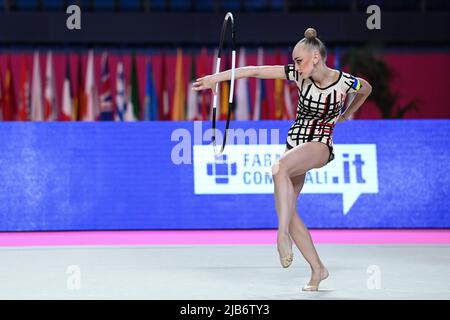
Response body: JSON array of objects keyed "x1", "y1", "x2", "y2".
[{"x1": 0, "y1": 244, "x2": 449, "y2": 300}]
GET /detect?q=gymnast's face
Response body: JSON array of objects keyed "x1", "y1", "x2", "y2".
[{"x1": 292, "y1": 44, "x2": 320, "y2": 78}]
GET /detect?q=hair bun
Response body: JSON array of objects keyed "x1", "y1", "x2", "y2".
[{"x1": 304, "y1": 28, "x2": 317, "y2": 39}]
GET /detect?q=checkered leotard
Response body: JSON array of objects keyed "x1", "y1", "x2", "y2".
[{"x1": 284, "y1": 64, "x2": 362, "y2": 164}]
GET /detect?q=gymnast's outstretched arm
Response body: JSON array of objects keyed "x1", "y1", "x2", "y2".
[{"x1": 192, "y1": 65, "x2": 285, "y2": 93}]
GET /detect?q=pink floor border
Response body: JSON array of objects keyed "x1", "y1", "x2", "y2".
[{"x1": 0, "y1": 229, "x2": 449, "y2": 247}]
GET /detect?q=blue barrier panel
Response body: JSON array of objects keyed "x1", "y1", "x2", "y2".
[{"x1": 0, "y1": 120, "x2": 449, "y2": 231}]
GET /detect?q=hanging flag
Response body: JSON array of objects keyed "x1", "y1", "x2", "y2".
[
  {"x1": 172, "y1": 48, "x2": 186, "y2": 121},
  {"x1": 125, "y1": 52, "x2": 141, "y2": 121},
  {"x1": 144, "y1": 56, "x2": 158, "y2": 121},
  {"x1": 99, "y1": 52, "x2": 114, "y2": 120},
  {"x1": 186, "y1": 54, "x2": 200, "y2": 121},
  {"x1": 256, "y1": 48, "x2": 271, "y2": 120},
  {"x1": 44, "y1": 51, "x2": 58, "y2": 121},
  {"x1": 260, "y1": 75, "x2": 270, "y2": 120},
  {"x1": 61, "y1": 55, "x2": 73, "y2": 121},
  {"x1": 3, "y1": 56, "x2": 17, "y2": 121},
  {"x1": 73, "y1": 54, "x2": 83, "y2": 121},
  {"x1": 253, "y1": 48, "x2": 265, "y2": 120},
  {"x1": 159, "y1": 52, "x2": 170, "y2": 121},
  {"x1": 196, "y1": 48, "x2": 209, "y2": 121},
  {"x1": 274, "y1": 49, "x2": 286, "y2": 120},
  {"x1": 220, "y1": 54, "x2": 230, "y2": 120},
  {"x1": 115, "y1": 60, "x2": 126, "y2": 121},
  {"x1": 235, "y1": 47, "x2": 251, "y2": 120},
  {"x1": 194, "y1": 48, "x2": 210, "y2": 121},
  {"x1": 18, "y1": 55, "x2": 30, "y2": 121},
  {"x1": 82, "y1": 50, "x2": 99, "y2": 121},
  {"x1": 31, "y1": 52, "x2": 43, "y2": 121}
]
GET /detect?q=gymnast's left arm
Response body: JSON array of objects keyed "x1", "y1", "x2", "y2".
[
  {"x1": 192, "y1": 66, "x2": 285, "y2": 94},
  {"x1": 339, "y1": 77, "x2": 372, "y2": 121}
]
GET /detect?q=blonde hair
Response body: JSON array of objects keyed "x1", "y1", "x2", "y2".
[{"x1": 296, "y1": 27, "x2": 327, "y2": 61}]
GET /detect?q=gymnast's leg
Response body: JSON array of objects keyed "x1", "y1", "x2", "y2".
[
  {"x1": 289, "y1": 173, "x2": 329, "y2": 290},
  {"x1": 272, "y1": 141, "x2": 329, "y2": 268},
  {"x1": 272, "y1": 142, "x2": 329, "y2": 276}
]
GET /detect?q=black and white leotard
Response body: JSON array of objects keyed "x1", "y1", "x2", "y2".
[{"x1": 284, "y1": 64, "x2": 362, "y2": 164}]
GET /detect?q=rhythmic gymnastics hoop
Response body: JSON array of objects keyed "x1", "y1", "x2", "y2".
[{"x1": 212, "y1": 12, "x2": 236, "y2": 156}]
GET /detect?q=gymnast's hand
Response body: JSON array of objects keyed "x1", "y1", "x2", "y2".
[{"x1": 192, "y1": 75, "x2": 217, "y2": 94}]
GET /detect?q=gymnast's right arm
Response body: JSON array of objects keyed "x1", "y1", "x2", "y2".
[{"x1": 192, "y1": 65, "x2": 285, "y2": 93}]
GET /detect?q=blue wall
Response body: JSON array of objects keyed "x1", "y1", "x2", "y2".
[{"x1": 0, "y1": 120, "x2": 449, "y2": 231}]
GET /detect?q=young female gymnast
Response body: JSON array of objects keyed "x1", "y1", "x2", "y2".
[{"x1": 193, "y1": 27, "x2": 372, "y2": 291}]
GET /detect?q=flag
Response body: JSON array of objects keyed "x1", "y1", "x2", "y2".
[
  {"x1": 159, "y1": 52, "x2": 170, "y2": 120},
  {"x1": 186, "y1": 54, "x2": 199, "y2": 121},
  {"x1": 115, "y1": 60, "x2": 126, "y2": 121},
  {"x1": 44, "y1": 51, "x2": 58, "y2": 121},
  {"x1": 193, "y1": 48, "x2": 210, "y2": 121},
  {"x1": 235, "y1": 47, "x2": 251, "y2": 120},
  {"x1": 220, "y1": 54, "x2": 230, "y2": 120},
  {"x1": 256, "y1": 47, "x2": 271, "y2": 120},
  {"x1": 260, "y1": 75, "x2": 270, "y2": 120},
  {"x1": 31, "y1": 52, "x2": 43, "y2": 121},
  {"x1": 73, "y1": 54, "x2": 83, "y2": 121},
  {"x1": 253, "y1": 48, "x2": 265, "y2": 120},
  {"x1": 82, "y1": 50, "x2": 99, "y2": 121},
  {"x1": 172, "y1": 48, "x2": 186, "y2": 121},
  {"x1": 18, "y1": 55, "x2": 30, "y2": 121},
  {"x1": 3, "y1": 56, "x2": 16, "y2": 121},
  {"x1": 61, "y1": 56, "x2": 73, "y2": 121},
  {"x1": 144, "y1": 56, "x2": 158, "y2": 121},
  {"x1": 125, "y1": 52, "x2": 141, "y2": 121},
  {"x1": 274, "y1": 49, "x2": 286, "y2": 120},
  {"x1": 99, "y1": 52, "x2": 114, "y2": 120},
  {"x1": 199, "y1": 48, "x2": 210, "y2": 121}
]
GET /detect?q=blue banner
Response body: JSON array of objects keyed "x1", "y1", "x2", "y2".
[{"x1": 0, "y1": 120, "x2": 449, "y2": 231}]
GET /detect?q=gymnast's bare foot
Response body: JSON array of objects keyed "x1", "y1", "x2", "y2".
[
  {"x1": 302, "y1": 265, "x2": 329, "y2": 291},
  {"x1": 277, "y1": 232, "x2": 293, "y2": 268}
]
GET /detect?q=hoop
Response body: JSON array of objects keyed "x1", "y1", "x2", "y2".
[{"x1": 211, "y1": 12, "x2": 236, "y2": 156}]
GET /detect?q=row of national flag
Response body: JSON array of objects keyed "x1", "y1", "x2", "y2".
[{"x1": 0, "y1": 48, "x2": 300, "y2": 121}]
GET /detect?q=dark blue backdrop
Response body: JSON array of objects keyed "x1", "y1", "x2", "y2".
[{"x1": 0, "y1": 120, "x2": 448, "y2": 231}]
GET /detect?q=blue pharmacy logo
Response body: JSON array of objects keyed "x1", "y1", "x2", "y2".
[{"x1": 206, "y1": 155, "x2": 237, "y2": 184}]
